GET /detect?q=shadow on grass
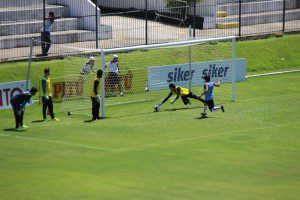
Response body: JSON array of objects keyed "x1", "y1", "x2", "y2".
[
  {"x1": 31, "y1": 120, "x2": 45, "y2": 123},
  {"x1": 84, "y1": 119, "x2": 94, "y2": 123},
  {"x1": 195, "y1": 116, "x2": 214, "y2": 120},
  {"x1": 163, "y1": 106, "x2": 201, "y2": 112},
  {"x1": 2, "y1": 128, "x2": 26, "y2": 132},
  {"x1": 105, "y1": 106, "x2": 201, "y2": 119},
  {"x1": 3, "y1": 128, "x2": 16, "y2": 132}
]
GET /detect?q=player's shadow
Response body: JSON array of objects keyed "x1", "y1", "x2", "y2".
[
  {"x1": 195, "y1": 116, "x2": 214, "y2": 120},
  {"x1": 163, "y1": 106, "x2": 201, "y2": 112},
  {"x1": 2, "y1": 128, "x2": 26, "y2": 132},
  {"x1": 84, "y1": 119, "x2": 94, "y2": 123},
  {"x1": 31, "y1": 120, "x2": 46, "y2": 123}
]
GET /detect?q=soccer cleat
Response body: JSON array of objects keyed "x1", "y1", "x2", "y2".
[
  {"x1": 15, "y1": 127, "x2": 24, "y2": 132},
  {"x1": 21, "y1": 125, "x2": 29, "y2": 129},
  {"x1": 201, "y1": 112, "x2": 207, "y2": 118},
  {"x1": 221, "y1": 105, "x2": 225, "y2": 112},
  {"x1": 52, "y1": 118, "x2": 60, "y2": 121}
]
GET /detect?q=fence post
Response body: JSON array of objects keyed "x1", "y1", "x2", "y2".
[
  {"x1": 193, "y1": 0, "x2": 196, "y2": 37},
  {"x1": 282, "y1": 0, "x2": 286, "y2": 32},
  {"x1": 231, "y1": 37, "x2": 236, "y2": 102},
  {"x1": 188, "y1": 25, "x2": 192, "y2": 91},
  {"x1": 238, "y1": 0, "x2": 242, "y2": 36},
  {"x1": 145, "y1": 0, "x2": 148, "y2": 45},
  {"x1": 95, "y1": 0, "x2": 99, "y2": 49},
  {"x1": 101, "y1": 50, "x2": 105, "y2": 118},
  {"x1": 26, "y1": 38, "x2": 35, "y2": 91},
  {"x1": 43, "y1": 0, "x2": 46, "y2": 32}
]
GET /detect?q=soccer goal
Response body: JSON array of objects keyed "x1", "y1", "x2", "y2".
[{"x1": 59, "y1": 36, "x2": 237, "y2": 118}]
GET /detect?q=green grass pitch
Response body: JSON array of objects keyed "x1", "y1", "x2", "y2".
[{"x1": 0, "y1": 73, "x2": 299, "y2": 199}]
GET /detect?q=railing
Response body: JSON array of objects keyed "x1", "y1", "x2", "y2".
[{"x1": 0, "y1": 0, "x2": 299, "y2": 62}]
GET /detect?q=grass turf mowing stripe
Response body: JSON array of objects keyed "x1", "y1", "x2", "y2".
[{"x1": 0, "y1": 122, "x2": 293, "y2": 154}]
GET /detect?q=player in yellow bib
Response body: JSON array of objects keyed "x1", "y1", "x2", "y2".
[
  {"x1": 41, "y1": 68, "x2": 59, "y2": 121},
  {"x1": 155, "y1": 84, "x2": 204, "y2": 111},
  {"x1": 90, "y1": 69, "x2": 103, "y2": 121}
]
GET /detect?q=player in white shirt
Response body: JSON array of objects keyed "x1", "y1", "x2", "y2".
[
  {"x1": 104, "y1": 54, "x2": 124, "y2": 97},
  {"x1": 80, "y1": 56, "x2": 96, "y2": 75}
]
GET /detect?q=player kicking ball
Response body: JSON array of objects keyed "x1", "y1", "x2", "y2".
[
  {"x1": 199, "y1": 75, "x2": 225, "y2": 118},
  {"x1": 154, "y1": 84, "x2": 204, "y2": 111}
]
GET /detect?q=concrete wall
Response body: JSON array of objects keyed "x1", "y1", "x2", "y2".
[
  {"x1": 99, "y1": 0, "x2": 217, "y2": 28},
  {"x1": 99, "y1": 0, "x2": 166, "y2": 10},
  {"x1": 218, "y1": 0, "x2": 299, "y2": 15},
  {"x1": 217, "y1": 0, "x2": 270, "y2": 3},
  {"x1": 48, "y1": 0, "x2": 101, "y2": 31},
  {"x1": 0, "y1": 0, "x2": 42, "y2": 7}
]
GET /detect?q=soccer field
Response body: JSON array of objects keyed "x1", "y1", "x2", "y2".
[{"x1": 0, "y1": 72, "x2": 299, "y2": 199}]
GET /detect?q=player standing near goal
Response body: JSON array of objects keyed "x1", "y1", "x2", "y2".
[
  {"x1": 90, "y1": 69, "x2": 103, "y2": 121},
  {"x1": 104, "y1": 54, "x2": 124, "y2": 97},
  {"x1": 80, "y1": 56, "x2": 96, "y2": 75},
  {"x1": 155, "y1": 84, "x2": 204, "y2": 111},
  {"x1": 199, "y1": 75, "x2": 225, "y2": 118},
  {"x1": 41, "y1": 68, "x2": 59, "y2": 121},
  {"x1": 10, "y1": 87, "x2": 37, "y2": 131}
]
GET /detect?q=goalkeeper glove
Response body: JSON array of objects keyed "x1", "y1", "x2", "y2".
[{"x1": 96, "y1": 95, "x2": 101, "y2": 103}]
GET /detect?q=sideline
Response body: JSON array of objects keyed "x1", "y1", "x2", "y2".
[{"x1": 246, "y1": 70, "x2": 300, "y2": 78}]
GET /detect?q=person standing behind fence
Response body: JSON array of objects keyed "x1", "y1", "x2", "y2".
[
  {"x1": 105, "y1": 54, "x2": 124, "y2": 97},
  {"x1": 38, "y1": 12, "x2": 60, "y2": 57},
  {"x1": 41, "y1": 68, "x2": 59, "y2": 121}
]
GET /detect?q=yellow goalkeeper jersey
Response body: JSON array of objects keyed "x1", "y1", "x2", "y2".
[
  {"x1": 90, "y1": 77, "x2": 100, "y2": 97},
  {"x1": 172, "y1": 86, "x2": 189, "y2": 96},
  {"x1": 41, "y1": 77, "x2": 52, "y2": 97}
]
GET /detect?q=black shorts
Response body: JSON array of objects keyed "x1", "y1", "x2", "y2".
[
  {"x1": 10, "y1": 100, "x2": 21, "y2": 113},
  {"x1": 204, "y1": 100, "x2": 214, "y2": 110},
  {"x1": 181, "y1": 92, "x2": 193, "y2": 105},
  {"x1": 108, "y1": 72, "x2": 120, "y2": 84},
  {"x1": 181, "y1": 91, "x2": 204, "y2": 105}
]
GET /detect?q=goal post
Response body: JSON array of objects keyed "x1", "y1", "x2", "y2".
[{"x1": 100, "y1": 36, "x2": 237, "y2": 118}]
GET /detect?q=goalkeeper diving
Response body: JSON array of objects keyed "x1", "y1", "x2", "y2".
[
  {"x1": 154, "y1": 84, "x2": 204, "y2": 111},
  {"x1": 80, "y1": 56, "x2": 96, "y2": 75}
]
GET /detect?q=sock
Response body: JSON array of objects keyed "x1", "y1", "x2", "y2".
[
  {"x1": 212, "y1": 106, "x2": 221, "y2": 112},
  {"x1": 203, "y1": 106, "x2": 208, "y2": 114}
]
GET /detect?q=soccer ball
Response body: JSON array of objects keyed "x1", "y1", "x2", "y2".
[
  {"x1": 145, "y1": 86, "x2": 149, "y2": 92},
  {"x1": 154, "y1": 104, "x2": 160, "y2": 112},
  {"x1": 67, "y1": 111, "x2": 72, "y2": 115}
]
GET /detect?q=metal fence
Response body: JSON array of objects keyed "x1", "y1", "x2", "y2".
[{"x1": 0, "y1": 0, "x2": 299, "y2": 61}]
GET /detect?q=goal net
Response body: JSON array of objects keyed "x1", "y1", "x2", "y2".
[{"x1": 59, "y1": 36, "x2": 237, "y2": 118}]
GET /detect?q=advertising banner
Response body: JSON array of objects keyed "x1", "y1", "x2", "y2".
[
  {"x1": 148, "y1": 59, "x2": 246, "y2": 91},
  {"x1": 0, "y1": 80, "x2": 31, "y2": 110}
]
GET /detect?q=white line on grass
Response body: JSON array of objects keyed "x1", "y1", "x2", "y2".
[
  {"x1": 0, "y1": 122, "x2": 293, "y2": 154},
  {"x1": 246, "y1": 70, "x2": 300, "y2": 78},
  {"x1": 0, "y1": 133, "x2": 114, "y2": 152}
]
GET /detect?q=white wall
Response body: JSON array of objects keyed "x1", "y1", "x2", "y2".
[
  {"x1": 99, "y1": 0, "x2": 166, "y2": 10},
  {"x1": 48, "y1": 0, "x2": 101, "y2": 31}
]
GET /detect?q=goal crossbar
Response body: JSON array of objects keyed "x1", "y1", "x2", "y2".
[{"x1": 101, "y1": 36, "x2": 236, "y2": 53}]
